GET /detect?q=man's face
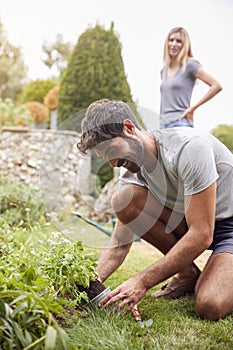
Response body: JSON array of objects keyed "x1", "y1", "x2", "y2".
[{"x1": 94, "y1": 136, "x2": 144, "y2": 173}]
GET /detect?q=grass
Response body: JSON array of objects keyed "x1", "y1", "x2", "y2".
[
  {"x1": 69, "y1": 302, "x2": 233, "y2": 350},
  {"x1": 67, "y1": 241, "x2": 233, "y2": 350}
]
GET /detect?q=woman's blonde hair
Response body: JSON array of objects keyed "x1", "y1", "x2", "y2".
[{"x1": 163, "y1": 27, "x2": 194, "y2": 71}]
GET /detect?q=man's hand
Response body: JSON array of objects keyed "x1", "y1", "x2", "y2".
[{"x1": 100, "y1": 275, "x2": 147, "y2": 312}]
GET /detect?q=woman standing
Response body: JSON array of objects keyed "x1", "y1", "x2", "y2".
[{"x1": 160, "y1": 27, "x2": 222, "y2": 129}]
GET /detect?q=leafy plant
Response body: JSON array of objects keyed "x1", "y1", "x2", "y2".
[
  {"x1": 0, "y1": 224, "x2": 98, "y2": 301},
  {"x1": 0, "y1": 291, "x2": 76, "y2": 349},
  {"x1": 0, "y1": 175, "x2": 107, "y2": 348},
  {"x1": 44, "y1": 240, "x2": 97, "y2": 302},
  {"x1": 0, "y1": 174, "x2": 47, "y2": 227},
  {"x1": 0, "y1": 223, "x2": 99, "y2": 348}
]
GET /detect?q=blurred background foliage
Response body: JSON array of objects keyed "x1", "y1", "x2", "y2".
[
  {"x1": 0, "y1": 22, "x2": 27, "y2": 101},
  {"x1": 0, "y1": 98, "x2": 33, "y2": 127},
  {"x1": 212, "y1": 124, "x2": 233, "y2": 152},
  {"x1": 18, "y1": 79, "x2": 57, "y2": 104},
  {"x1": 0, "y1": 174, "x2": 47, "y2": 227}
]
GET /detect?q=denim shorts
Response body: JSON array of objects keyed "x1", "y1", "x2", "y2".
[
  {"x1": 209, "y1": 217, "x2": 233, "y2": 255},
  {"x1": 160, "y1": 118, "x2": 194, "y2": 129}
]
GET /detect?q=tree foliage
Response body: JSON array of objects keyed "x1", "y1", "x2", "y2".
[
  {"x1": 41, "y1": 33, "x2": 73, "y2": 78},
  {"x1": 19, "y1": 79, "x2": 57, "y2": 104},
  {"x1": 0, "y1": 22, "x2": 27, "y2": 101},
  {"x1": 58, "y1": 23, "x2": 137, "y2": 129},
  {"x1": 212, "y1": 124, "x2": 233, "y2": 152}
]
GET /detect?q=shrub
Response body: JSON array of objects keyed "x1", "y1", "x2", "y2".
[
  {"x1": 44, "y1": 85, "x2": 60, "y2": 111},
  {"x1": 24, "y1": 101, "x2": 49, "y2": 125},
  {"x1": 19, "y1": 79, "x2": 57, "y2": 104}
]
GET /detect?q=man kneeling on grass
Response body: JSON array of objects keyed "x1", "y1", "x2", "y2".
[{"x1": 77, "y1": 99, "x2": 233, "y2": 321}]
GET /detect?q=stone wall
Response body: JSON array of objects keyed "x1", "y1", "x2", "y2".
[{"x1": 0, "y1": 127, "x2": 93, "y2": 214}]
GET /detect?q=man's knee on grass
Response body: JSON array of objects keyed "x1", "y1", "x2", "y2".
[{"x1": 195, "y1": 290, "x2": 229, "y2": 321}]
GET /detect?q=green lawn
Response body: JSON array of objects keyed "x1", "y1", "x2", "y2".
[{"x1": 68, "y1": 241, "x2": 233, "y2": 350}]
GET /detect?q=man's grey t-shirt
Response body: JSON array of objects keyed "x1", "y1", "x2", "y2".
[
  {"x1": 160, "y1": 59, "x2": 201, "y2": 126},
  {"x1": 119, "y1": 127, "x2": 233, "y2": 221}
]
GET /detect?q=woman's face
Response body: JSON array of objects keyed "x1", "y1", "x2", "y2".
[{"x1": 168, "y1": 32, "x2": 183, "y2": 58}]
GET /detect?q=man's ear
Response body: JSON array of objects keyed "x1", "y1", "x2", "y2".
[{"x1": 123, "y1": 119, "x2": 136, "y2": 136}]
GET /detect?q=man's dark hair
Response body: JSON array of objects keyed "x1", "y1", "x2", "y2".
[{"x1": 77, "y1": 99, "x2": 142, "y2": 153}]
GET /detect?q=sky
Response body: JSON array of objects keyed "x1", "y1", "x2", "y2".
[{"x1": 0, "y1": 0, "x2": 232, "y2": 132}]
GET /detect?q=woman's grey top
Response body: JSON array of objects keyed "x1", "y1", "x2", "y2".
[{"x1": 160, "y1": 59, "x2": 201, "y2": 126}]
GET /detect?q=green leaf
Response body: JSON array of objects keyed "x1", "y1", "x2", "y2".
[
  {"x1": 10, "y1": 294, "x2": 27, "y2": 305},
  {"x1": 11, "y1": 301, "x2": 28, "y2": 318},
  {"x1": 56, "y1": 327, "x2": 74, "y2": 350},
  {"x1": 44, "y1": 325, "x2": 57, "y2": 349}
]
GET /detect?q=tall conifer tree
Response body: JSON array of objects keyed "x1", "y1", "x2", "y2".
[{"x1": 58, "y1": 23, "x2": 139, "y2": 129}]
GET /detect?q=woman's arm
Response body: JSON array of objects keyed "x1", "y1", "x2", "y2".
[{"x1": 179, "y1": 67, "x2": 222, "y2": 123}]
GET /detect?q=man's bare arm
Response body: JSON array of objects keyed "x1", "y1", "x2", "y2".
[
  {"x1": 139, "y1": 182, "x2": 216, "y2": 289},
  {"x1": 97, "y1": 219, "x2": 134, "y2": 282}
]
